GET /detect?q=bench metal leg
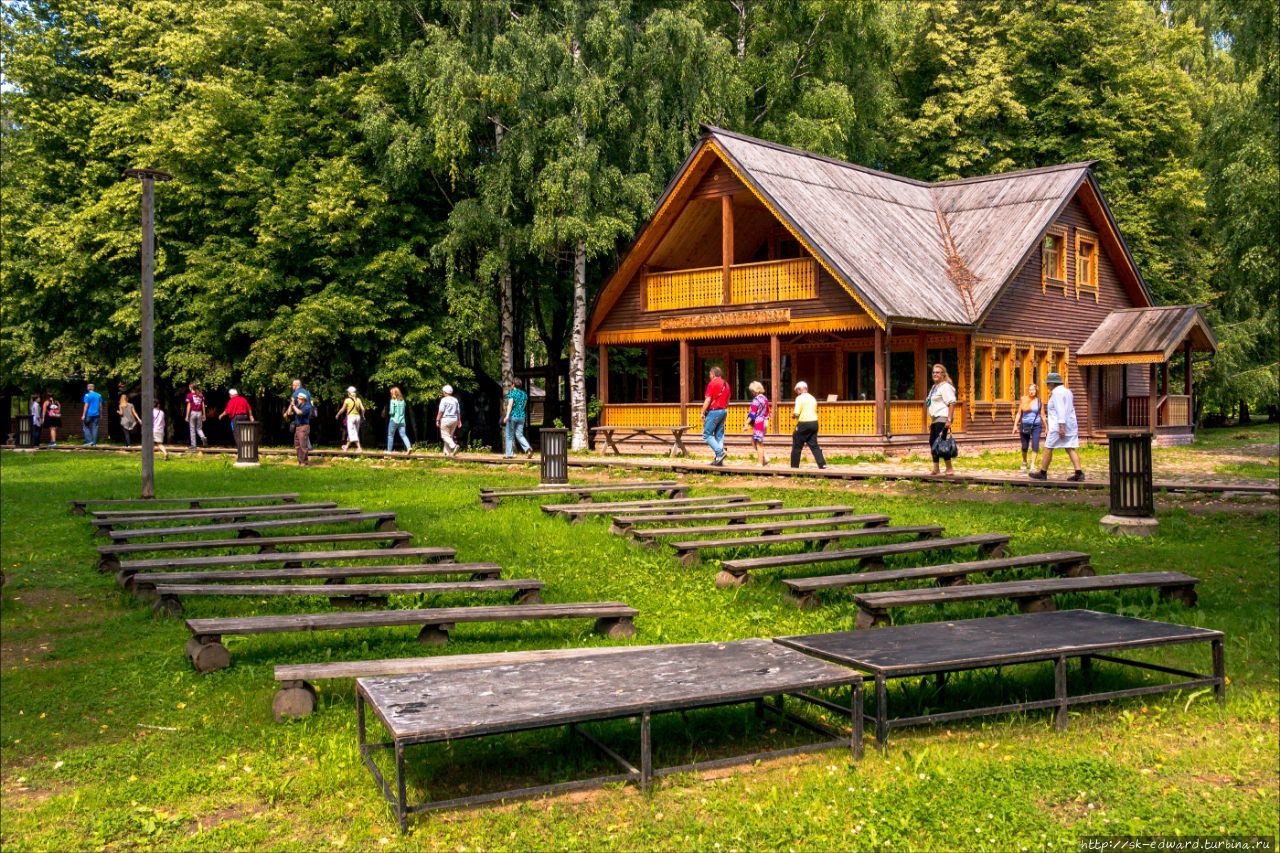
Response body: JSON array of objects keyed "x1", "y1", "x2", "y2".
[
  {"x1": 851, "y1": 680, "x2": 865, "y2": 761},
  {"x1": 639, "y1": 712, "x2": 653, "y2": 789},
  {"x1": 1054, "y1": 656, "x2": 1069, "y2": 732},
  {"x1": 273, "y1": 680, "x2": 318, "y2": 721},
  {"x1": 1212, "y1": 639, "x2": 1226, "y2": 706},
  {"x1": 875, "y1": 676, "x2": 889, "y2": 750},
  {"x1": 395, "y1": 743, "x2": 408, "y2": 833}
]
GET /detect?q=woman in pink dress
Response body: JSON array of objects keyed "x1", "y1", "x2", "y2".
[{"x1": 745, "y1": 381, "x2": 771, "y2": 466}]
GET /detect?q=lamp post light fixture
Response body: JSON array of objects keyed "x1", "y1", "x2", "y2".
[{"x1": 123, "y1": 167, "x2": 172, "y2": 499}]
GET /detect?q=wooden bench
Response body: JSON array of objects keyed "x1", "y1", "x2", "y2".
[
  {"x1": 479, "y1": 480, "x2": 684, "y2": 509},
  {"x1": 271, "y1": 645, "x2": 667, "y2": 720},
  {"x1": 106, "y1": 511, "x2": 398, "y2": 542},
  {"x1": 851, "y1": 571, "x2": 1201, "y2": 629},
  {"x1": 590, "y1": 425, "x2": 691, "y2": 457},
  {"x1": 115, "y1": 546, "x2": 456, "y2": 586},
  {"x1": 95, "y1": 531, "x2": 414, "y2": 573},
  {"x1": 717, "y1": 533, "x2": 1012, "y2": 588},
  {"x1": 609, "y1": 504, "x2": 856, "y2": 536},
  {"x1": 541, "y1": 494, "x2": 752, "y2": 519},
  {"x1": 633, "y1": 513, "x2": 892, "y2": 542},
  {"x1": 665, "y1": 525, "x2": 943, "y2": 567},
  {"x1": 130, "y1": 562, "x2": 502, "y2": 597},
  {"x1": 782, "y1": 551, "x2": 1095, "y2": 609},
  {"x1": 91, "y1": 504, "x2": 355, "y2": 534},
  {"x1": 90, "y1": 501, "x2": 333, "y2": 520},
  {"x1": 151, "y1": 579, "x2": 545, "y2": 617},
  {"x1": 69, "y1": 493, "x2": 300, "y2": 515},
  {"x1": 183, "y1": 602, "x2": 640, "y2": 672}
]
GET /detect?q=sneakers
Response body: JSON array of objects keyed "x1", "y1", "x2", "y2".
[
  {"x1": 526, "y1": 449, "x2": 535, "y2": 459},
  {"x1": 710, "y1": 455, "x2": 725, "y2": 467},
  {"x1": 1067, "y1": 470, "x2": 1085, "y2": 482},
  {"x1": 1027, "y1": 470, "x2": 1048, "y2": 480},
  {"x1": 1019, "y1": 463, "x2": 1028, "y2": 471}
]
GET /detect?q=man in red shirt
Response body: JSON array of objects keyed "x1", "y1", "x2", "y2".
[
  {"x1": 700, "y1": 366, "x2": 731, "y2": 466},
  {"x1": 218, "y1": 389, "x2": 254, "y2": 450}
]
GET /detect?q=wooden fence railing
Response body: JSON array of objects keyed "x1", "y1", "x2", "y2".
[{"x1": 645, "y1": 258, "x2": 817, "y2": 311}]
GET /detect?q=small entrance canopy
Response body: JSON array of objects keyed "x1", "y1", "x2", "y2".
[{"x1": 1076, "y1": 306, "x2": 1217, "y2": 366}]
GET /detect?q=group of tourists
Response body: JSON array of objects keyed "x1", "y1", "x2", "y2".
[{"x1": 699, "y1": 362, "x2": 1083, "y2": 479}]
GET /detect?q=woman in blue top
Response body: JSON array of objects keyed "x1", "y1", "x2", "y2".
[
  {"x1": 1011, "y1": 383, "x2": 1043, "y2": 471},
  {"x1": 386, "y1": 387, "x2": 411, "y2": 454}
]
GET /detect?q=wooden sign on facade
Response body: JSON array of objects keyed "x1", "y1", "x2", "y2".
[{"x1": 660, "y1": 309, "x2": 791, "y2": 331}]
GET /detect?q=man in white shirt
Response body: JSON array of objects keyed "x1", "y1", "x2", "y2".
[{"x1": 1029, "y1": 372, "x2": 1084, "y2": 481}]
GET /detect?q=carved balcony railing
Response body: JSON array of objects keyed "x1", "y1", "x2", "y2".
[{"x1": 645, "y1": 258, "x2": 817, "y2": 311}]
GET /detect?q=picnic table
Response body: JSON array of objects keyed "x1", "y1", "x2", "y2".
[
  {"x1": 590, "y1": 425, "x2": 691, "y2": 457},
  {"x1": 355, "y1": 639, "x2": 862, "y2": 828}
]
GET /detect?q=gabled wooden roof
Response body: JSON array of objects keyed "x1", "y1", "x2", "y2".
[
  {"x1": 589, "y1": 127, "x2": 1154, "y2": 337},
  {"x1": 1077, "y1": 306, "x2": 1217, "y2": 365}
]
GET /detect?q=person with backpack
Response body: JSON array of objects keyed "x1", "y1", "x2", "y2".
[
  {"x1": 184, "y1": 382, "x2": 208, "y2": 449},
  {"x1": 337, "y1": 386, "x2": 366, "y2": 452},
  {"x1": 436, "y1": 385, "x2": 461, "y2": 457},
  {"x1": 386, "y1": 386, "x2": 411, "y2": 454},
  {"x1": 745, "y1": 381, "x2": 771, "y2": 466},
  {"x1": 1011, "y1": 382, "x2": 1043, "y2": 471},
  {"x1": 43, "y1": 394, "x2": 62, "y2": 446},
  {"x1": 925, "y1": 363, "x2": 958, "y2": 476}
]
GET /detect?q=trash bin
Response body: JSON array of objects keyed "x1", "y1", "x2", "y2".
[
  {"x1": 1101, "y1": 430, "x2": 1157, "y2": 536},
  {"x1": 540, "y1": 427, "x2": 568, "y2": 485},
  {"x1": 235, "y1": 419, "x2": 261, "y2": 467},
  {"x1": 15, "y1": 416, "x2": 34, "y2": 448}
]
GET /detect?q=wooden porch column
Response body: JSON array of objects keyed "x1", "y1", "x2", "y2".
[
  {"x1": 646, "y1": 345, "x2": 655, "y2": 404},
  {"x1": 1121, "y1": 365, "x2": 1129, "y2": 426},
  {"x1": 598, "y1": 345, "x2": 609, "y2": 407},
  {"x1": 1148, "y1": 363, "x2": 1159, "y2": 429},
  {"x1": 1160, "y1": 360, "x2": 1170, "y2": 402},
  {"x1": 1184, "y1": 340, "x2": 1194, "y2": 427},
  {"x1": 914, "y1": 331, "x2": 927, "y2": 400},
  {"x1": 721, "y1": 195, "x2": 734, "y2": 305},
  {"x1": 874, "y1": 326, "x2": 887, "y2": 435},
  {"x1": 769, "y1": 334, "x2": 781, "y2": 412},
  {"x1": 679, "y1": 338, "x2": 690, "y2": 425}
]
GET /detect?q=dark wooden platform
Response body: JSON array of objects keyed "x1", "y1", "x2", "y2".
[
  {"x1": 69, "y1": 493, "x2": 300, "y2": 515},
  {"x1": 717, "y1": 534, "x2": 1012, "y2": 587},
  {"x1": 781, "y1": 552, "x2": 1094, "y2": 609},
  {"x1": 355, "y1": 639, "x2": 862, "y2": 828},
  {"x1": 184, "y1": 602, "x2": 641, "y2": 672},
  {"x1": 91, "y1": 504, "x2": 357, "y2": 534},
  {"x1": 151, "y1": 579, "x2": 545, "y2": 617},
  {"x1": 129, "y1": 562, "x2": 502, "y2": 596},
  {"x1": 95, "y1": 531, "x2": 414, "y2": 573},
  {"x1": 665, "y1": 525, "x2": 942, "y2": 566},
  {"x1": 850, "y1": 571, "x2": 1200, "y2": 628},
  {"x1": 479, "y1": 481, "x2": 684, "y2": 509},
  {"x1": 775, "y1": 610, "x2": 1224, "y2": 747},
  {"x1": 631, "y1": 513, "x2": 891, "y2": 541},
  {"x1": 541, "y1": 494, "x2": 752, "y2": 518},
  {"x1": 608, "y1": 503, "x2": 850, "y2": 535},
  {"x1": 107, "y1": 511, "x2": 398, "y2": 541}
]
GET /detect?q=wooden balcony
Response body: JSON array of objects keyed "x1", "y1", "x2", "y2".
[
  {"x1": 645, "y1": 258, "x2": 817, "y2": 311},
  {"x1": 1124, "y1": 395, "x2": 1192, "y2": 428}
]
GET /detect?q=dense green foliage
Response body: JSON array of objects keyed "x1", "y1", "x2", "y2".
[
  {"x1": 2, "y1": 0, "x2": 1276, "y2": 415},
  {"x1": 1, "y1": 452, "x2": 1277, "y2": 846}
]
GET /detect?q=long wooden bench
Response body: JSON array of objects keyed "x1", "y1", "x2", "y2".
[
  {"x1": 782, "y1": 551, "x2": 1095, "y2": 609},
  {"x1": 106, "y1": 511, "x2": 398, "y2": 542},
  {"x1": 665, "y1": 525, "x2": 943, "y2": 566},
  {"x1": 91, "y1": 504, "x2": 356, "y2": 534},
  {"x1": 610, "y1": 504, "x2": 858, "y2": 536},
  {"x1": 95, "y1": 531, "x2": 414, "y2": 573},
  {"x1": 115, "y1": 546, "x2": 456, "y2": 586},
  {"x1": 479, "y1": 481, "x2": 683, "y2": 509},
  {"x1": 541, "y1": 494, "x2": 752, "y2": 519},
  {"x1": 91, "y1": 502, "x2": 336, "y2": 520},
  {"x1": 716, "y1": 533, "x2": 1012, "y2": 588},
  {"x1": 130, "y1": 562, "x2": 502, "y2": 597},
  {"x1": 850, "y1": 571, "x2": 1201, "y2": 629},
  {"x1": 591, "y1": 425, "x2": 691, "y2": 457},
  {"x1": 70, "y1": 493, "x2": 300, "y2": 515},
  {"x1": 183, "y1": 602, "x2": 640, "y2": 672},
  {"x1": 151, "y1": 579, "x2": 545, "y2": 617},
  {"x1": 634, "y1": 514, "x2": 892, "y2": 542},
  {"x1": 272, "y1": 645, "x2": 666, "y2": 720}
]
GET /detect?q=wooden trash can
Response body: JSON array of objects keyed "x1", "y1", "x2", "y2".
[
  {"x1": 1102, "y1": 430, "x2": 1156, "y2": 536},
  {"x1": 235, "y1": 419, "x2": 261, "y2": 467},
  {"x1": 540, "y1": 428, "x2": 568, "y2": 485},
  {"x1": 15, "y1": 416, "x2": 35, "y2": 448}
]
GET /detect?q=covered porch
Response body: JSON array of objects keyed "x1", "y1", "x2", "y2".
[{"x1": 1078, "y1": 306, "x2": 1217, "y2": 443}]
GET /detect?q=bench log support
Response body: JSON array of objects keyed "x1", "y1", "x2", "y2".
[
  {"x1": 186, "y1": 635, "x2": 231, "y2": 673},
  {"x1": 272, "y1": 680, "x2": 318, "y2": 722},
  {"x1": 594, "y1": 616, "x2": 637, "y2": 639}
]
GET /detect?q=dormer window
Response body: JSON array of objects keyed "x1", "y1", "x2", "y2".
[
  {"x1": 1076, "y1": 231, "x2": 1099, "y2": 302},
  {"x1": 1041, "y1": 227, "x2": 1067, "y2": 294}
]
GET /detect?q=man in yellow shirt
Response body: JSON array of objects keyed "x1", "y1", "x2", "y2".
[{"x1": 790, "y1": 381, "x2": 827, "y2": 469}]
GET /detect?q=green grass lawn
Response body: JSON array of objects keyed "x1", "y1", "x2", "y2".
[{"x1": 1, "y1": 451, "x2": 1276, "y2": 849}]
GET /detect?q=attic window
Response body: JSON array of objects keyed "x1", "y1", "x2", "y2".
[
  {"x1": 1076, "y1": 232, "x2": 1099, "y2": 302},
  {"x1": 1041, "y1": 228, "x2": 1067, "y2": 295}
]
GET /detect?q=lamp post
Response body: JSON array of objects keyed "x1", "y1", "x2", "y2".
[{"x1": 123, "y1": 167, "x2": 172, "y2": 499}]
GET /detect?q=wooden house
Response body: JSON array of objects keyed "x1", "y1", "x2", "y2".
[{"x1": 587, "y1": 126, "x2": 1216, "y2": 452}]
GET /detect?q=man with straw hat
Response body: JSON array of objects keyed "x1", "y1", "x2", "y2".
[{"x1": 1028, "y1": 371, "x2": 1084, "y2": 482}]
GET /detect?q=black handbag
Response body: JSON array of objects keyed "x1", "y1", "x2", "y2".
[{"x1": 931, "y1": 427, "x2": 958, "y2": 460}]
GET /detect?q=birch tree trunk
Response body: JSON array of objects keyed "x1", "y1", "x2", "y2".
[
  {"x1": 495, "y1": 118, "x2": 514, "y2": 388},
  {"x1": 569, "y1": 238, "x2": 589, "y2": 450}
]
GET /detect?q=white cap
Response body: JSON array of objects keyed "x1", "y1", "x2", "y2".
[
  {"x1": 228, "y1": 389, "x2": 238, "y2": 396},
  {"x1": 794, "y1": 381, "x2": 808, "y2": 392},
  {"x1": 442, "y1": 384, "x2": 453, "y2": 394},
  {"x1": 347, "y1": 386, "x2": 356, "y2": 394}
]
